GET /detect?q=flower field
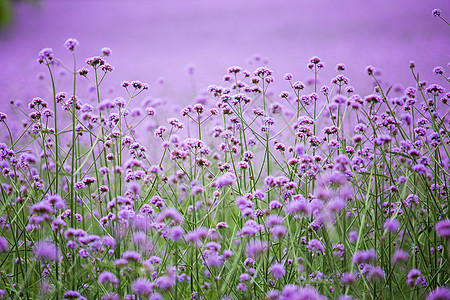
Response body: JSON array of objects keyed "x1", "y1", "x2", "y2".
[{"x1": 0, "y1": 4, "x2": 449, "y2": 300}]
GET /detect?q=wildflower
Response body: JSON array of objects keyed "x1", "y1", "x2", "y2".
[
  {"x1": 432, "y1": 9, "x2": 441, "y2": 17},
  {"x1": 353, "y1": 249, "x2": 376, "y2": 264},
  {"x1": 270, "y1": 225, "x2": 287, "y2": 241},
  {"x1": 392, "y1": 249, "x2": 410, "y2": 264},
  {"x1": 86, "y1": 56, "x2": 105, "y2": 67},
  {"x1": 268, "y1": 200, "x2": 282, "y2": 210},
  {"x1": 435, "y1": 219, "x2": 450, "y2": 239},
  {"x1": 101, "y1": 293, "x2": 120, "y2": 300},
  {"x1": 34, "y1": 241, "x2": 59, "y2": 262},
  {"x1": 156, "y1": 207, "x2": 184, "y2": 224},
  {"x1": 368, "y1": 266, "x2": 384, "y2": 281},
  {"x1": 122, "y1": 251, "x2": 142, "y2": 262},
  {"x1": 266, "y1": 215, "x2": 284, "y2": 228},
  {"x1": 245, "y1": 240, "x2": 269, "y2": 258},
  {"x1": 384, "y1": 218, "x2": 400, "y2": 232},
  {"x1": 341, "y1": 272, "x2": 356, "y2": 285},
  {"x1": 307, "y1": 239, "x2": 325, "y2": 255},
  {"x1": 407, "y1": 269, "x2": 422, "y2": 287},
  {"x1": 280, "y1": 285, "x2": 326, "y2": 300},
  {"x1": 269, "y1": 263, "x2": 285, "y2": 279},
  {"x1": 0, "y1": 236, "x2": 8, "y2": 253},
  {"x1": 185, "y1": 227, "x2": 209, "y2": 245},
  {"x1": 63, "y1": 291, "x2": 81, "y2": 299},
  {"x1": 98, "y1": 271, "x2": 119, "y2": 287},
  {"x1": 212, "y1": 172, "x2": 235, "y2": 188},
  {"x1": 132, "y1": 278, "x2": 154, "y2": 297},
  {"x1": 38, "y1": 48, "x2": 54, "y2": 64},
  {"x1": 433, "y1": 66, "x2": 444, "y2": 75},
  {"x1": 427, "y1": 287, "x2": 450, "y2": 300},
  {"x1": 64, "y1": 38, "x2": 79, "y2": 51},
  {"x1": 98, "y1": 47, "x2": 111, "y2": 57}
]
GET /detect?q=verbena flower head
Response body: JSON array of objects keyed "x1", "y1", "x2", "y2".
[
  {"x1": 432, "y1": 9, "x2": 441, "y2": 17},
  {"x1": 64, "y1": 38, "x2": 79, "y2": 51},
  {"x1": 33, "y1": 241, "x2": 60, "y2": 262},
  {"x1": 435, "y1": 219, "x2": 450, "y2": 239},
  {"x1": 245, "y1": 240, "x2": 269, "y2": 259},
  {"x1": 132, "y1": 277, "x2": 154, "y2": 297},
  {"x1": 269, "y1": 263, "x2": 285, "y2": 279},
  {"x1": 427, "y1": 287, "x2": 450, "y2": 300},
  {"x1": 352, "y1": 249, "x2": 376, "y2": 264},
  {"x1": 63, "y1": 290, "x2": 81, "y2": 299},
  {"x1": 0, "y1": 236, "x2": 8, "y2": 253},
  {"x1": 383, "y1": 218, "x2": 400, "y2": 232},
  {"x1": 38, "y1": 48, "x2": 54, "y2": 64},
  {"x1": 392, "y1": 249, "x2": 410, "y2": 264},
  {"x1": 98, "y1": 271, "x2": 119, "y2": 287}
]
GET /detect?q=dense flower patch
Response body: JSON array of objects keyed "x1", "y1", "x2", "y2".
[{"x1": 0, "y1": 11, "x2": 449, "y2": 300}]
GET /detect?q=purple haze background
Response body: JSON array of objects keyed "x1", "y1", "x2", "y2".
[{"x1": 0, "y1": 0, "x2": 449, "y2": 110}]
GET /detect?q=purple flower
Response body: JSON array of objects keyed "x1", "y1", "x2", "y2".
[
  {"x1": 266, "y1": 215, "x2": 284, "y2": 227},
  {"x1": 338, "y1": 296, "x2": 354, "y2": 300},
  {"x1": 132, "y1": 278, "x2": 154, "y2": 296},
  {"x1": 392, "y1": 249, "x2": 410, "y2": 264},
  {"x1": 435, "y1": 219, "x2": 450, "y2": 239},
  {"x1": 267, "y1": 290, "x2": 280, "y2": 299},
  {"x1": 327, "y1": 197, "x2": 346, "y2": 213},
  {"x1": 383, "y1": 218, "x2": 400, "y2": 232},
  {"x1": 245, "y1": 240, "x2": 269, "y2": 258},
  {"x1": 38, "y1": 48, "x2": 54, "y2": 64},
  {"x1": 268, "y1": 200, "x2": 283, "y2": 210},
  {"x1": 102, "y1": 236, "x2": 116, "y2": 248},
  {"x1": 223, "y1": 249, "x2": 233, "y2": 259},
  {"x1": 270, "y1": 225, "x2": 287, "y2": 241},
  {"x1": 212, "y1": 172, "x2": 236, "y2": 188},
  {"x1": 286, "y1": 198, "x2": 310, "y2": 215},
  {"x1": 280, "y1": 285, "x2": 326, "y2": 300},
  {"x1": 240, "y1": 273, "x2": 251, "y2": 281},
  {"x1": 185, "y1": 227, "x2": 209, "y2": 245},
  {"x1": 156, "y1": 207, "x2": 184, "y2": 224},
  {"x1": 34, "y1": 241, "x2": 59, "y2": 262},
  {"x1": 341, "y1": 272, "x2": 356, "y2": 286},
  {"x1": 101, "y1": 293, "x2": 120, "y2": 300},
  {"x1": 407, "y1": 269, "x2": 422, "y2": 287},
  {"x1": 367, "y1": 266, "x2": 384, "y2": 281},
  {"x1": 63, "y1": 290, "x2": 81, "y2": 299},
  {"x1": 30, "y1": 201, "x2": 53, "y2": 214},
  {"x1": 122, "y1": 251, "x2": 142, "y2": 262},
  {"x1": 236, "y1": 283, "x2": 246, "y2": 291},
  {"x1": 306, "y1": 239, "x2": 325, "y2": 255},
  {"x1": 64, "y1": 38, "x2": 79, "y2": 51},
  {"x1": 353, "y1": 249, "x2": 376, "y2": 264},
  {"x1": 170, "y1": 226, "x2": 184, "y2": 241},
  {"x1": 432, "y1": 9, "x2": 441, "y2": 17},
  {"x1": 98, "y1": 271, "x2": 119, "y2": 287},
  {"x1": 101, "y1": 47, "x2": 112, "y2": 56},
  {"x1": 269, "y1": 263, "x2": 286, "y2": 279},
  {"x1": 156, "y1": 275, "x2": 175, "y2": 290},
  {"x1": 427, "y1": 287, "x2": 450, "y2": 300},
  {"x1": 0, "y1": 236, "x2": 8, "y2": 253},
  {"x1": 348, "y1": 231, "x2": 358, "y2": 243}
]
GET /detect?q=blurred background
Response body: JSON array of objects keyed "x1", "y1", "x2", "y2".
[{"x1": 0, "y1": 0, "x2": 449, "y2": 110}]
